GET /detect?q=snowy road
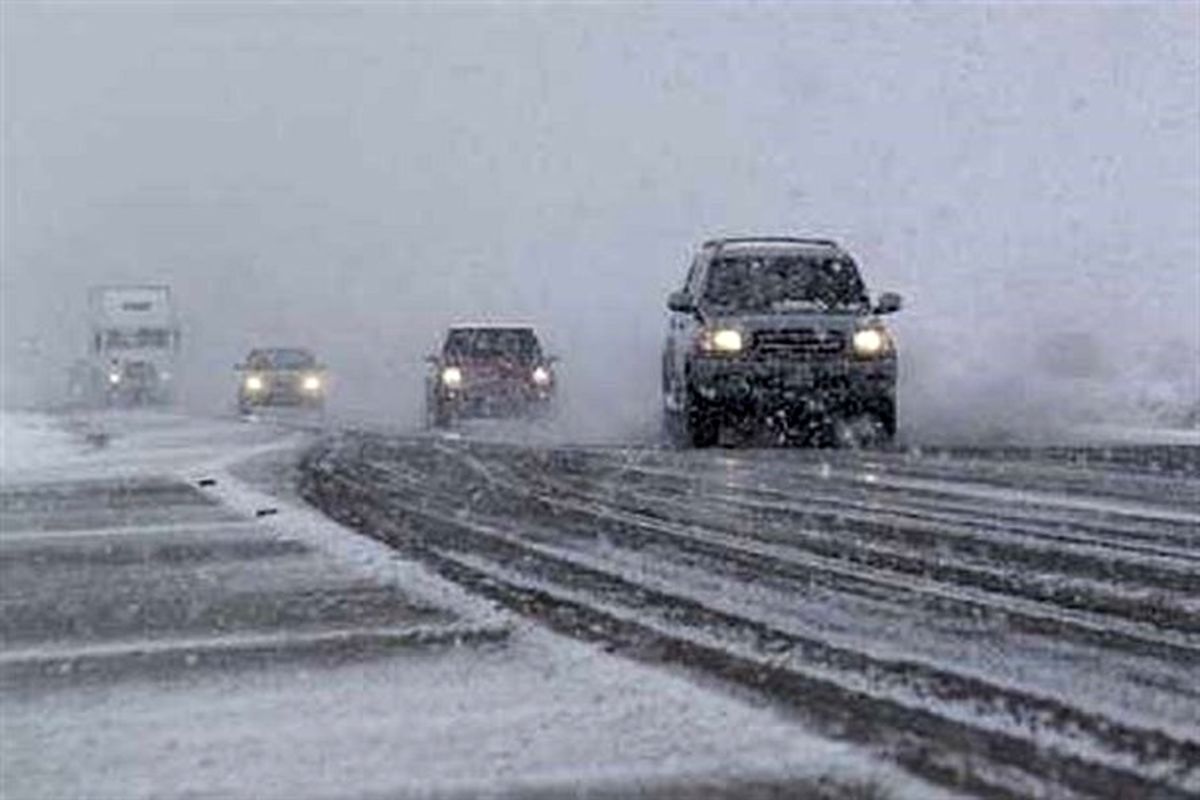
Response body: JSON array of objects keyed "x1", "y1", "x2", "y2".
[
  {"x1": 302, "y1": 429, "x2": 1200, "y2": 799},
  {"x1": 1, "y1": 412, "x2": 943, "y2": 800}
]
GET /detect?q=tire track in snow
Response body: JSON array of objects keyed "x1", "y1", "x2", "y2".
[{"x1": 300, "y1": 434, "x2": 1200, "y2": 800}]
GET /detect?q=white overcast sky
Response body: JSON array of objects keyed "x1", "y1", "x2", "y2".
[{"x1": 3, "y1": 2, "x2": 1198, "y2": 428}]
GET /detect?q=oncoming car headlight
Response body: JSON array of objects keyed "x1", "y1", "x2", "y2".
[
  {"x1": 244, "y1": 375, "x2": 265, "y2": 392},
  {"x1": 532, "y1": 366, "x2": 552, "y2": 386},
  {"x1": 699, "y1": 328, "x2": 744, "y2": 354},
  {"x1": 441, "y1": 366, "x2": 463, "y2": 388},
  {"x1": 108, "y1": 372, "x2": 122, "y2": 385},
  {"x1": 852, "y1": 327, "x2": 893, "y2": 358},
  {"x1": 302, "y1": 374, "x2": 322, "y2": 392}
]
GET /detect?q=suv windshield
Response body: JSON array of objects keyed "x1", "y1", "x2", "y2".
[
  {"x1": 249, "y1": 349, "x2": 316, "y2": 369},
  {"x1": 704, "y1": 253, "x2": 868, "y2": 311},
  {"x1": 445, "y1": 328, "x2": 542, "y2": 363}
]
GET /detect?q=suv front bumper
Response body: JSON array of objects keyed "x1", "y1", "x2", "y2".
[{"x1": 688, "y1": 356, "x2": 895, "y2": 415}]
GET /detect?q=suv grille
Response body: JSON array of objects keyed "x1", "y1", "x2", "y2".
[{"x1": 752, "y1": 329, "x2": 845, "y2": 359}]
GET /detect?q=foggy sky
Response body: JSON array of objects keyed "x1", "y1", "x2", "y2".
[{"x1": 3, "y1": 2, "x2": 1198, "y2": 437}]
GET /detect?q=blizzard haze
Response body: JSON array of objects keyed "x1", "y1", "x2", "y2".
[{"x1": 3, "y1": 2, "x2": 1198, "y2": 440}]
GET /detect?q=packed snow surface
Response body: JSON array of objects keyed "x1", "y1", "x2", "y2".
[
  {"x1": 0, "y1": 413, "x2": 81, "y2": 475},
  {"x1": 1, "y1": 410, "x2": 946, "y2": 799}
]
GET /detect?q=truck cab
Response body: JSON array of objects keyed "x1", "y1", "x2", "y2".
[{"x1": 78, "y1": 285, "x2": 181, "y2": 407}]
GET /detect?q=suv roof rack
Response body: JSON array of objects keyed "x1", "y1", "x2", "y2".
[{"x1": 703, "y1": 236, "x2": 841, "y2": 249}]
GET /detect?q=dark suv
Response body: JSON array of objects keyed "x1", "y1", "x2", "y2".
[
  {"x1": 425, "y1": 324, "x2": 557, "y2": 427},
  {"x1": 662, "y1": 237, "x2": 902, "y2": 447}
]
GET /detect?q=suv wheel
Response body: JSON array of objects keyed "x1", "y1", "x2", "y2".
[
  {"x1": 833, "y1": 407, "x2": 895, "y2": 449},
  {"x1": 426, "y1": 401, "x2": 451, "y2": 429},
  {"x1": 683, "y1": 391, "x2": 719, "y2": 448},
  {"x1": 877, "y1": 400, "x2": 897, "y2": 440}
]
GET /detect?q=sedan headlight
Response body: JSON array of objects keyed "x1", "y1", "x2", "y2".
[
  {"x1": 852, "y1": 327, "x2": 892, "y2": 358},
  {"x1": 244, "y1": 375, "x2": 265, "y2": 392},
  {"x1": 441, "y1": 366, "x2": 463, "y2": 388},
  {"x1": 532, "y1": 366, "x2": 552, "y2": 386},
  {"x1": 302, "y1": 374, "x2": 322, "y2": 392},
  {"x1": 699, "y1": 328, "x2": 744, "y2": 354}
]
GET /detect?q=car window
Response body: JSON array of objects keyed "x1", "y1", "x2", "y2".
[
  {"x1": 248, "y1": 349, "x2": 315, "y2": 369},
  {"x1": 683, "y1": 255, "x2": 703, "y2": 296},
  {"x1": 444, "y1": 329, "x2": 542, "y2": 362}
]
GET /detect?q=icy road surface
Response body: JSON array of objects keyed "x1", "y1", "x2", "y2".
[
  {"x1": 1, "y1": 411, "x2": 941, "y2": 800},
  {"x1": 303, "y1": 425, "x2": 1200, "y2": 800}
]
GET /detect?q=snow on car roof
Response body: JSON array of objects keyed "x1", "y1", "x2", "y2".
[
  {"x1": 448, "y1": 322, "x2": 538, "y2": 330},
  {"x1": 707, "y1": 236, "x2": 838, "y2": 246},
  {"x1": 250, "y1": 346, "x2": 316, "y2": 357},
  {"x1": 714, "y1": 239, "x2": 842, "y2": 256}
]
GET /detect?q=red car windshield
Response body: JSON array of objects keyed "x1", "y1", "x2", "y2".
[{"x1": 444, "y1": 328, "x2": 542, "y2": 364}]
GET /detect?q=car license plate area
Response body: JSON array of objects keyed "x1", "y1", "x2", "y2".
[{"x1": 779, "y1": 366, "x2": 813, "y2": 390}]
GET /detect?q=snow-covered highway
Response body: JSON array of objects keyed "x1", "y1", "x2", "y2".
[
  {"x1": 302, "y1": 427, "x2": 1200, "y2": 799},
  {"x1": 1, "y1": 412, "x2": 942, "y2": 800}
]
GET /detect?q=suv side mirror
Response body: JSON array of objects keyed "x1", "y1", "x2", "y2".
[
  {"x1": 667, "y1": 291, "x2": 696, "y2": 313},
  {"x1": 874, "y1": 292, "x2": 903, "y2": 315}
]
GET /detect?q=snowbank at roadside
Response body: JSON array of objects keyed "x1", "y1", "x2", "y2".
[
  {"x1": 1070, "y1": 424, "x2": 1200, "y2": 446},
  {"x1": 0, "y1": 412, "x2": 82, "y2": 476},
  {"x1": 0, "y1": 409, "x2": 300, "y2": 483}
]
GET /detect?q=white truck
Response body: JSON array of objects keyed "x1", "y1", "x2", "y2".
[{"x1": 68, "y1": 285, "x2": 181, "y2": 407}]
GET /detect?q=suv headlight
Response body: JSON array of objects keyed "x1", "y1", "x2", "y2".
[
  {"x1": 302, "y1": 374, "x2": 322, "y2": 392},
  {"x1": 532, "y1": 366, "x2": 552, "y2": 386},
  {"x1": 852, "y1": 327, "x2": 893, "y2": 358},
  {"x1": 441, "y1": 366, "x2": 463, "y2": 388},
  {"x1": 244, "y1": 375, "x2": 265, "y2": 392},
  {"x1": 698, "y1": 328, "x2": 744, "y2": 354}
]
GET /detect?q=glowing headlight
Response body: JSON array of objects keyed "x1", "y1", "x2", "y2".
[
  {"x1": 302, "y1": 374, "x2": 322, "y2": 392},
  {"x1": 852, "y1": 328, "x2": 890, "y2": 358},
  {"x1": 441, "y1": 366, "x2": 463, "y2": 388},
  {"x1": 108, "y1": 372, "x2": 122, "y2": 385},
  {"x1": 702, "y1": 328, "x2": 744, "y2": 353},
  {"x1": 532, "y1": 366, "x2": 551, "y2": 386},
  {"x1": 244, "y1": 375, "x2": 265, "y2": 392}
]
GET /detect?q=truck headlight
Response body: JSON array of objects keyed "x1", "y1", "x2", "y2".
[
  {"x1": 700, "y1": 328, "x2": 744, "y2": 353},
  {"x1": 532, "y1": 366, "x2": 552, "y2": 386},
  {"x1": 441, "y1": 366, "x2": 463, "y2": 388},
  {"x1": 852, "y1": 327, "x2": 892, "y2": 358},
  {"x1": 302, "y1": 375, "x2": 322, "y2": 392},
  {"x1": 244, "y1": 375, "x2": 265, "y2": 392}
]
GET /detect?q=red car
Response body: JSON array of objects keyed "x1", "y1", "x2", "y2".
[{"x1": 425, "y1": 324, "x2": 557, "y2": 427}]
